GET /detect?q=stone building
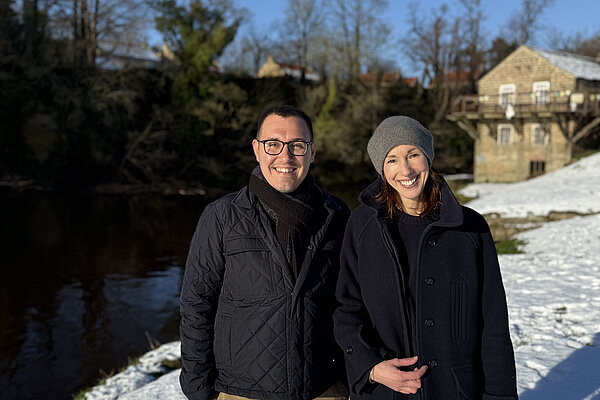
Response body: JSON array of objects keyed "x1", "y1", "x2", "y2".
[{"x1": 448, "y1": 45, "x2": 600, "y2": 182}]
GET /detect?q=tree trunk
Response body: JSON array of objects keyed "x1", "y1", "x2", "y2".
[{"x1": 72, "y1": 0, "x2": 77, "y2": 65}]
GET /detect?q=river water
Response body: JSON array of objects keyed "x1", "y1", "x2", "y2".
[
  {"x1": 0, "y1": 183, "x2": 361, "y2": 400},
  {"x1": 0, "y1": 189, "x2": 210, "y2": 400}
]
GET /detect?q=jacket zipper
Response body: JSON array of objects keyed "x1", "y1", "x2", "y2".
[
  {"x1": 290, "y1": 206, "x2": 335, "y2": 317},
  {"x1": 380, "y1": 220, "x2": 414, "y2": 357}
]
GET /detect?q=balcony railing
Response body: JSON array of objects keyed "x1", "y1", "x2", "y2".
[{"x1": 450, "y1": 91, "x2": 600, "y2": 116}]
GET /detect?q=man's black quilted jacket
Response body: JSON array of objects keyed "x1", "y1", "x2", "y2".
[{"x1": 180, "y1": 185, "x2": 349, "y2": 400}]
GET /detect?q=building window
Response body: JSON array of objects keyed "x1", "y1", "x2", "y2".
[
  {"x1": 531, "y1": 123, "x2": 548, "y2": 146},
  {"x1": 499, "y1": 84, "x2": 516, "y2": 106},
  {"x1": 498, "y1": 124, "x2": 514, "y2": 145},
  {"x1": 530, "y1": 161, "x2": 546, "y2": 177},
  {"x1": 532, "y1": 81, "x2": 550, "y2": 104}
]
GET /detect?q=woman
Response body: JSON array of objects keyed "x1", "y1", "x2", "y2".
[{"x1": 334, "y1": 116, "x2": 518, "y2": 399}]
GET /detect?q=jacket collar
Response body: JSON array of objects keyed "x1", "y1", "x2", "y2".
[
  {"x1": 231, "y1": 186, "x2": 255, "y2": 209},
  {"x1": 359, "y1": 175, "x2": 463, "y2": 228}
]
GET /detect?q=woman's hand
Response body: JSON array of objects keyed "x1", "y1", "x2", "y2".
[{"x1": 371, "y1": 356, "x2": 428, "y2": 394}]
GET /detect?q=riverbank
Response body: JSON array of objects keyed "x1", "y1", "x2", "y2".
[
  {"x1": 78, "y1": 212, "x2": 600, "y2": 400},
  {"x1": 77, "y1": 152, "x2": 600, "y2": 399}
]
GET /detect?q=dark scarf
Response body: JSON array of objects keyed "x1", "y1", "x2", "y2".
[{"x1": 248, "y1": 167, "x2": 323, "y2": 281}]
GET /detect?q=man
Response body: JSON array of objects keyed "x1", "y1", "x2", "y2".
[{"x1": 180, "y1": 105, "x2": 349, "y2": 400}]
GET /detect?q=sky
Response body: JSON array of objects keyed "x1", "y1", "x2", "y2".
[
  {"x1": 81, "y1": 151, "x2": 600, "y2": 399},
  {"x1": 226, "y1": 0, "x2": 600, "y2": 76}
]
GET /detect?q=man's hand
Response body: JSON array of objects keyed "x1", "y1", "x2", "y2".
[{"x1": 371, "y1": 356, "x2": 428, "y2": 394}]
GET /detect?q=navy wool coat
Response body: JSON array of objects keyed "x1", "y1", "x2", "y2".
[
  {"x1": 180, "y1": 185, "x2": 349, "y2": 400},
  {"x1": 333, "y1": 178, "x2": 518, "y2": 400}
]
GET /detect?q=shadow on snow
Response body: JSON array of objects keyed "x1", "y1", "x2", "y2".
[{"x1": 519, "y1": 332, "x2": 600, "y2": 400}]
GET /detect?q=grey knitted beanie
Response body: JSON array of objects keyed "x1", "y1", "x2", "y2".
[{"x1": 367, "y1": 116, "x2": 434, "y2": 175}]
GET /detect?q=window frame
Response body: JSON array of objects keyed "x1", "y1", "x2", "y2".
[
  {"x1": 497, "y1": 124, "x2": 514, "y2": 145},
  {"x1": 530, "y1": 160, "x2": 546, "y2": 177},
  {"x1": 530, "y1": 123, "x2": 548, "y2": 146},
  {"x1": 532, "y1": 81, "x2": 550, "y2": 105},
  {"x1": 499, "y1": 84, "x2": 516, "y2": 106}
]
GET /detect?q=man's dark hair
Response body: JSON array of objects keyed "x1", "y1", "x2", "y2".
[{"x1": 257, "y1": 105, "x2": 314, "y2": 140}]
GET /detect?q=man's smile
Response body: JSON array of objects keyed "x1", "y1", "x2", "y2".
[{"x1": 274, "y1": 167, "x2": 297, "y2": 173}]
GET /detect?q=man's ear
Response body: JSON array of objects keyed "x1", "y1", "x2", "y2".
[
  {"x1": 252, "y1": 139, "x2": 260, "y2": 162},
  {"x1": 310, "y1": 141, "x2": 316, "y2": 163}
]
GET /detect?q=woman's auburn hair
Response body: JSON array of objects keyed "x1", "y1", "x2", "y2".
[{"x1": 376, "y1": 168, "x2": 443, "y2": 218}]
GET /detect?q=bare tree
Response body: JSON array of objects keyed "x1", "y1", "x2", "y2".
[
  {"x1": 242, "y1": 27, "x2": 273, "y2": 75},
  {"x1": 326, "y1": 0, "x2": 390, "y2": 80},
  {"x1": 219, "y1": 24, "x2": 273, "y2": 75},
  {"x1": 457, "y1": 0, "x2": 486, "y2": 92},
  {"x1": 547, "y1": 29, "x2": 600, "y2": 58},
  {"x1": 47, "y1": 0, "x2": 150, "y2": 68},
  {"x1": 506, "y1": 0, "x2": 555, "y2": 45},
  {"x1": 279, "y1": 0, "x2": 324, "y2": 80},
  {"x1": 20, "y1": 0, "x2": 50, "y2": 63},
  {"x1": 403, "y1": 2, "x2": 461, "y2": 123},
  {"x1": 488, "y1": 36, "x2": 518, "y2": 69}
]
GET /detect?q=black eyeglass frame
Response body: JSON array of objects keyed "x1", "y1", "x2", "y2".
[{"x1": 257, "y1": 139, "x2": 314, "y2": 156}]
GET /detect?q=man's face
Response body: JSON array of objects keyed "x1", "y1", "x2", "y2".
[{"x1": 252, "y1": 114, "x2": 316, "y2": 193}]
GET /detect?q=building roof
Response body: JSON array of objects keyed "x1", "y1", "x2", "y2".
[
  {"x1": 97, "y1": 42, "x2": 161, "y2": 63},
  {"x1": 358, "y1": 71, "x2": 418, "y2": 88},
  {"x1": 428, "y1": 69, "x2": 482, "y2": 88},
  {"x1": 96, "y1": 41, "x2": 163, "y2": 70},
  {"x1": 530, "y1": 46, "x2": 600, "y2": 81},
  {"x1": 403, "y1": 77, "x2": 418, "y2": 88},
  {"x1": 276, "y1": 62, "x2": 317, "y2": 75},
  {"x1": 256, "y1": 56, "x2": 320, "y2": 81},
  {"x1": 359, "y1": 71, "x2": 400, "y2": 86}
]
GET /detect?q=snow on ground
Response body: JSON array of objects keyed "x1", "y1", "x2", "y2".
[
  {"x1": 459, "y1": 152, "x2": 600, "y2": 217},
  {"x1": 84, "y1": 153, "x2": 600, "y2": 399},
  {"x1": 503, "y1": 214, "x2": 600, "y2": 399},
  {"x1": 84, "y1": 341, "x2": 183, "y2": 400}
]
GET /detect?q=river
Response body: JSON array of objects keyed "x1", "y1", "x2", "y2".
[
  {"x1": 0, "y1": 184, "x2": 360, "y2": 400},
  {"x1": 0, "y1": 189, "x2": 209, "y2": 400}
]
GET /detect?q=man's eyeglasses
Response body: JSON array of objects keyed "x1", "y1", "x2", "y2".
[{"x1": 257, "y1": 139, "x2": 313, "y2": 156}]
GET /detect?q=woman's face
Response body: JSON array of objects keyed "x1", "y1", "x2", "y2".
[{"x1": 383, "y1": 144, "x2": 430, "y2": 214}]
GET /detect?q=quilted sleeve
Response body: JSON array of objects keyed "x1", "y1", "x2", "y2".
[
  {"x1": 333, "y1": 217, "x2": 383, "y2": 396},
  {"x1": 179, "y1": 203, "x2": 224, "y2": 400}
]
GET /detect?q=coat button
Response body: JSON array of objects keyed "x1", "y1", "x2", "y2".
[
  {"x1": 345, "y1": 346, "x2": 353, "y2": 354},
  {"x1": 428, "y1": 359, "x2": 438, "y2": 368},
  {"x1": 424, "y1": 277, "x2": 435, "y2": 285},
  {"x1": 427, "y1": 239, "x2": 437, "y2": 247},
  {"x1": 424, "y1": 319, "x2": 435, "y2": 327}
]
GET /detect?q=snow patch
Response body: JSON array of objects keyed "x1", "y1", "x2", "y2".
[
  {"x1": 84, "y1": 341, "x2": 181, "y2": 400},
  {"x1": 459, "y1": 152, "x2": 600, "y2": 217}
]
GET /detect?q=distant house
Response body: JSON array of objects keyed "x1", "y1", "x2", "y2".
[
  {"x1": 256, "y1": 56, "x2": 320, "y2": 81},
  {"x1": 359, "y1": 70, "x2": 401, "y2": 87},
  {"x1": 428, "y1": 69, "x2": 482, "y2": 91},
  {"x1": 448, "y1": 45, "x2": 600, "y2": 182},
  {"x1": 358, "y1": 70, "x2": 418, "y2": 88},
  {"x1": 402, "y1": 77, "x2": 418, "y2": 88},
  {"x1": 96, "y1": 41, "x2": 164, "y2": 70}
]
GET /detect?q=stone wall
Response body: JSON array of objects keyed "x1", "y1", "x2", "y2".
[{"x1": 473, "y1": 46, "x2": 576, "y2": 182}]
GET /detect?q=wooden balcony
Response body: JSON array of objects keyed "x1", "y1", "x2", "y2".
[{"x1": 449, "y1": 91, "x2": 600, "y2": 120}]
